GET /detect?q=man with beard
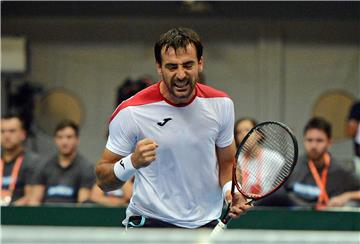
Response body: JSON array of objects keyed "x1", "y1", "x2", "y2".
[
  {"x1": 30, "y1": 120, "x2": 95, "y2": 205},
  {"x1": 95, "y1": 27, "x2": 251, "y2": 229},
  {"x1": 1, "y1": 114, "x2": 39, "y2": 205},
  {"x1": 285, "y1": 117, "x2": 360, "y2": 209}
]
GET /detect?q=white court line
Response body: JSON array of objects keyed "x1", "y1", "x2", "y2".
[{"x1": 1, "y1": 226, "x2": 360, "y2": 244}]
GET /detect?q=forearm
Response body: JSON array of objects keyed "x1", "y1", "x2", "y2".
[
  {"x1": 219, "y1": 159, "x2": 233, "y2": 188},
  {"x1": 344, "y1": 191, "x2": 360, "y2": 201},
  {"x1": 12, "y1": 196, "x2": 28, "y2": 206},
  {"x1": 92, "y1": 195, "x2": 129, "y2": 207},
  {"x1": 96, "y1": 140, "x2": 157, "y2": 191},
  {"x1": 95, "y1": 162, "x2": 125, "y2": 192},
  {"x1": 28, "y1": 185, "x2": 44, "y2": 206}
]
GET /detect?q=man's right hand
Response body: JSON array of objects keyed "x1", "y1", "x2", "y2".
[{"x1": 131, "y1": 138, "x2": 158, "y2": 169}]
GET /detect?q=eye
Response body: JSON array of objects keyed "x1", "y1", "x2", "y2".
[
  {"x1": 165, "y1": 64, "x2": 177, "y2": 71},
  {"x1": 183, "y1": 62, "x2": 194, "y2": 69}
]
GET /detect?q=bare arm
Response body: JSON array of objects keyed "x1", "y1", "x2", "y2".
[
  {"x1": 216, "y1": 140, "x2": 236, "y2": 188},
  {"x1": 12, "y1": 185, "x2": 33, "y2": 206},
  {"x1": 95, "y1": 149, "x2": 124, "y2": 192},
  {"x1": 90, "y1": 180, "x2": 133, "y2": 207},
  {"x1": 327, "y1": 191, "x2": 360, "y2": 207},
  {"x1": 28, "y1": 185, "x2": 45, "y2": 206},
  {"x1": 216, "y1": 140, "x2": 252, "y2": 218},
  {"x1": 95, "y1": 139, "x2": 157, "y2": 192},
  {"x1": 78, "y1": 188, "x2": 92, "y2": 203}
]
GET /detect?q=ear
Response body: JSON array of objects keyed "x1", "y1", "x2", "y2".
[
  {"x1": 156, "y1": 62, "x2": 162, "y2": 76},
  {"x1": 328, "y1": 138, "x2": 333, "y2": 148},
  {"x1": 198, "y1": 57, "x2": 204, "y2": 73},
  {"x1": 20, "y1": 130, "x2": 27, "y2": 142}
]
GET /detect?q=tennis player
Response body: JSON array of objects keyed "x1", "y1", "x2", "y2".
[{"x1": 95, "y1": 27, "x2": 252, "y2": 228}]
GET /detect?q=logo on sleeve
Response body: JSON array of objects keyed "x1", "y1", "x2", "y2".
[{"x1": 157, "y1": 118, "x2": 172, "y2": 127}]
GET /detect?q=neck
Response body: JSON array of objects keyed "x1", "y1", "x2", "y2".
[
  {"x1": 311, "y1": 154, "x2": 327, "y2": 168},
  {"x1": 3, "y1": 146, "x2": 24, "y2": 162},
  {"x1": 58, "y1": 151, "x2": 77, "y2": 168}
]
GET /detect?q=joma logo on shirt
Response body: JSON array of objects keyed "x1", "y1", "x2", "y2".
[{"x1": 157, "y1": 118, "x2": 172, "y2": 126}]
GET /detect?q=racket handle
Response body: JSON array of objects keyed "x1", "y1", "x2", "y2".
[{"x1": 210, "y1": 220, "x2": 227, "y2": 238}]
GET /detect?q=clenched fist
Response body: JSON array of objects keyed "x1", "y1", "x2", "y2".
[{"x1": 131, "y1": 138, "x2": 158, "y2": 169}]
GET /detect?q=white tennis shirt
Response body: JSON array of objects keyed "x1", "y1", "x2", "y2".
[{"x1": 106, "y1": 81, "x2": 234, "y2": 228}]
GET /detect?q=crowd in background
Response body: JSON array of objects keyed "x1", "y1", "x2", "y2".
[{"x1": 1, "y1": 77, "x2": 359, "y2": 209}]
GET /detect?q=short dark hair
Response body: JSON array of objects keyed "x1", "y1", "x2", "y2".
[
  {"x1": 154, "y1": 27, "x2": 203, "y2": 65},
  {"x1": 1, "y1": 113, "x2": 25, "y2": 130},
  {"x1": 54, "y1": 119, "x2": 79, "y2": 137},
  {"x1": 303, "y1": 117, "x2": 332, "y2": 139}
]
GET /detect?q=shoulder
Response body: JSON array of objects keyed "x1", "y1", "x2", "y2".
[
  {"x1": 196, "y1": 83, "x2": 233, "y2": 112},
  {"x1": 23, "y1": 150, "x2": 39, "y2": 166},
  {"x1": 329, "y1": 156, "x2": 353, "y2": 174},
  {"x1": 196, "y1": 83, "x2": 230, "y2": 99},
  {"x1": 34, "y1": 154, "x2": 56, "y2": 174},
  {"x1": 288, "y1": 155, "x2": 309, "y2": 179},
  {"x1": 110, "y1": 83, "x2": 163, "y2": 122}
]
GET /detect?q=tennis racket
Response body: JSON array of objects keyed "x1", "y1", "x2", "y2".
[{"x1": 211, "y1": 121, "x2": 298, "y2": 236}]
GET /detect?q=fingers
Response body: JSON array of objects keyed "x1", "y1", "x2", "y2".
[
  {"x1": 132, "y1": 138, "x2": 158, "y2": 168},
  {"x1": 139, "y1": 138, "x2": 158, "y2": 147},
  {"x1": 228, "y1": 192, "x2": 253, "y2": 219},
  {"x1": 139, "y1": 143, "x2": 158, "y2": 154},
  {"x1": 225, "y1": 190, "x2": 232, "y2": 204}
]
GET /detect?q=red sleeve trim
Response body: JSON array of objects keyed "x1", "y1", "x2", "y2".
[
  {"x1": 109, "y1": 82, "x2": 163, "y2": 122},
  {"x1": 196, "y1": 83, "x2": 229, "y2": 98}
]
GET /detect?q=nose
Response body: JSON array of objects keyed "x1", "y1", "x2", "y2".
[{"x1": 176, "y1": 67, "x2": 186, "y2": 80}]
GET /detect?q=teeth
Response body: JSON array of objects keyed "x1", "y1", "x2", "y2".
[{"x1": 175, "y1": 82, "x2": 189, "y2": 88}]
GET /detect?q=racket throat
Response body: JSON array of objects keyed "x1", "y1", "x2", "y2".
[{"x1": 246, "y1": 198, "x2": 254, "y2": 206}]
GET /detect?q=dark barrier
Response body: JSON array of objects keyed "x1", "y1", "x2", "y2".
[{"x1": 1, "y1": 206, "x2": 359, "y2": 231}]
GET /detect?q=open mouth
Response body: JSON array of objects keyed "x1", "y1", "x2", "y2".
[{"x1": 174, "y1": 81, "x2": 190, "y2": 90}]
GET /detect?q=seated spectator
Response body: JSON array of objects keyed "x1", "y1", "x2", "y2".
[
  {"x1": 90, "y1": 179, "x2": 133, "y2": 207},
  {"x1": 347, "y1": 100, "x2": 360, "y2": 175},
  {"x1": 284, "y1": 117, "x2": 360, "y2": 209},
  {"x1": 29, "y1": 120, "x2": 95, "y2": 205},
  {"x1": 234, "y1": 118, "x2": 257, "y2": 147},
  {"x1": 1, "y1": 114, "x2": 39, "y2": 206}
]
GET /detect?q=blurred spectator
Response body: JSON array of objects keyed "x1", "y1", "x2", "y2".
[
  {"x1": 234, "y1": 118, "x2": 257, "y2": 147},
  {"x1": 116, "y1": 76, "x2": 155, "y2": 107},
  {"x1": 29, "y1": 120, "x2": 95, "y2": 205},
  {"x1": 284, "y1": 117, "x2": 360, "y2": 209},
  {"x1": 347, "y1": 101, "x2": 360, "y2": 175},
  {"x1": 1, "y1": 114, "x2": 40, "y2": 206},
  {"x1": 90, "y1": 179, "x2": 133, "y2": 207}
]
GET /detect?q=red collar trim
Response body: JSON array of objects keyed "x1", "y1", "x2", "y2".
[{"x1": 158, "y1": 81, "x2": 197, "y2": 107}]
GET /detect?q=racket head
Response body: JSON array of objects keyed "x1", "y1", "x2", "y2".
[{"x1": 234, "y1": 121, "x2": 298, "y2": 200}]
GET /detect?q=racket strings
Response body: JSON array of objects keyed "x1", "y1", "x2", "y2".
[{"x1": 237, "y1": 123, "x2": 296, "y2": 198}]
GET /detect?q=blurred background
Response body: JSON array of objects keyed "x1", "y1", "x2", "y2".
[
  {"x1": 2, "y1": 1, "x2": 359, "y2": 162},
  {"x1": 1, "y1": 2, "x2": 360, "y2": 243}
]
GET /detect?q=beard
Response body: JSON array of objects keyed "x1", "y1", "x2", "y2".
[
  {"x1": 1, "y1": 141, "x2": 20, "y2": 151},
  {"x1": 59, "y1": 146, "x2": 76, "y2": 157},
  {"x1": 308, "y1": 149, "x2": 326, "y2": 162},
  {"x1": 167, "y1": 75, "x2": 197, "y2": 100}
]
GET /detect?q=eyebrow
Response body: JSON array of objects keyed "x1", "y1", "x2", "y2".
[{"x1": 164, "y1": 61, "x2": 196, "y2": 67}]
